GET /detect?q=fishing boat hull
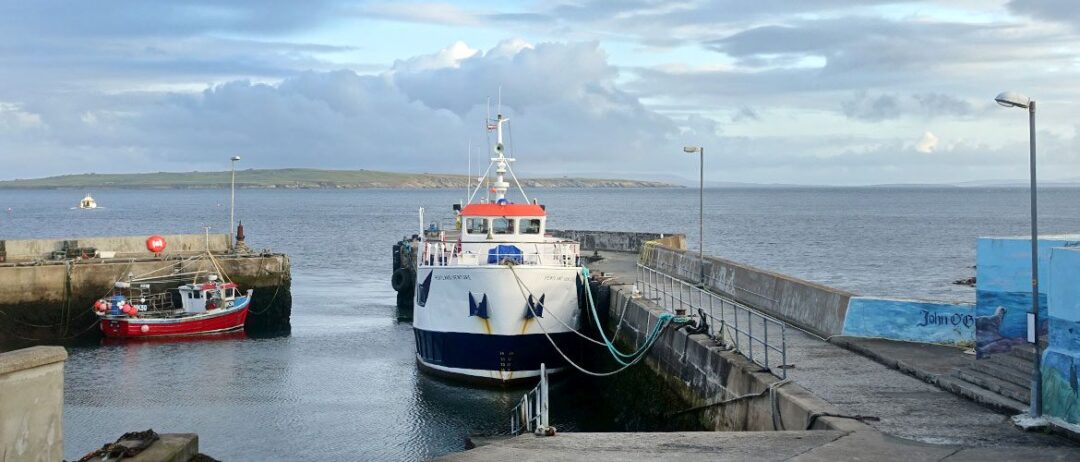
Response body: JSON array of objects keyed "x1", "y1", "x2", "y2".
[
  {"x1": 100, "y1": 298, "x2": 250, "y2": 339},
  {"x1": 412, "y1": 265, "x2": 583, "y2": 384}
]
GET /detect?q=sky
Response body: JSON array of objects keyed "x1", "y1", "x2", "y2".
[{"x1": 1, "y1": 0, "x2": 1079, "y2": 185}]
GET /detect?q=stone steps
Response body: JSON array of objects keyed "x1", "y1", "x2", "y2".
[
  {"x1": 1008, "y1": 344, "x2": 1039, "y2": 363},
  {"x1": 986, "y1": 351, "x2": 1034, "y2": 373},
  {"x1": 953, "y1": 367, "x2": 1031, "y2": 404},
  {"x1": 942, "y1": 345, "x2": 1036, "y2": 413},
  {"x1": 973, "y1": 359, "x2": 1033, "y2": 389},
  {"x1": 936, "y1": 375, "x2": 1029, "y2": 415}
]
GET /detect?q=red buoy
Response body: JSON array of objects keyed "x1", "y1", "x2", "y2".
[{"x1": 146, "y1": 235, "x2": 167, "y2": 254}]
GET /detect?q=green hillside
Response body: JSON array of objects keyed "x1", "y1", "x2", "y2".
[{"x1": 0, "y1": 168, "x2": 672, "y2": 189}]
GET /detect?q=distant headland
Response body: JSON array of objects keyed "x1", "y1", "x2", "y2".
[{"x1": 0, "y1": 168, "x2": 675, "y2": 189}]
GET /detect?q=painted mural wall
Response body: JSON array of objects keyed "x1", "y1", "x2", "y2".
[
  {"x1": 842, "y1": 297, "x2": 975, "y2": 345},
  {"x1": 1044, "y1": 247, "x2": 1080, "y2": 425},
  {"x1": 975, "y1": 236, "x2": 1080, "y2": 359}
]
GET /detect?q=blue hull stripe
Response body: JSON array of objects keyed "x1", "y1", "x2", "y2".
[{"x1": 413, "y1": 329, "x2": 577, "y2": 372}]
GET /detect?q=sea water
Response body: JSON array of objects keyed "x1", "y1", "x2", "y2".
[{"x1": 3, "y1": 187, "x2": 1080, "y2": 459}]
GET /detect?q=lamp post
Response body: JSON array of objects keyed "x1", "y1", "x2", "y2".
[
  {"x1": 683, "y1": 146, "x2": 705, "y2": 286},
  {"x1": 230, "y1": 155, "x2": 241, "y2": 252},
  {"x1": 995, "y1": 91, "x2": 1040, "y2": 418}
]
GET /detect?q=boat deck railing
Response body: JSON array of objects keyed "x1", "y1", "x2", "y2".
[
  {"x1": 637, "y1": 264, "x2": 789, "y2": 379},
  {"x1": 509, "y1": 363, "x2": 552, "y2": 436},
  {"x1": 419, "y1": 241, "x2": 578, "y2": 268}
]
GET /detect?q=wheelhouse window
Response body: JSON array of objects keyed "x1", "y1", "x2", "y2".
[
  {"x1": 466, "y1": 218, "x2": 489, "y2": 234},
  {"x1": 520, "y1": 218, "x2": 542, "y2": 234},
  {"x1": 492, "y1": 217, "x2": 515, "y2": 234}
]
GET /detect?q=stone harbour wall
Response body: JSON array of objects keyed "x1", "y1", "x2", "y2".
[{"x1": 550, "y1": 230, "x2": 686, "y2": 253}]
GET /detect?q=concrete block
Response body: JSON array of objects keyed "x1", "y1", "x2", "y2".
[
  {"x1": 0, "y1": 346, "x2": 66, "y2": 462},
  {"x1": 82, "y1": 433, "x2": 199, "y2": 462}
]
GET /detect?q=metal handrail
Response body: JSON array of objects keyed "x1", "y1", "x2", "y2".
[
  {"x1": 509, "y1": 363, "x2": 552, "y2": 436},
  {"x1": 636, "y1": 264, "x2": 788, "y2": 379},
  {"x1": 420, "y1": 242, "x2": 579, "y2": 268}
]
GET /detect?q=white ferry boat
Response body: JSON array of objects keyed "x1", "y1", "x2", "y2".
[{"x1": 412, "y1": 113, "x2": 583, "y2": 385}]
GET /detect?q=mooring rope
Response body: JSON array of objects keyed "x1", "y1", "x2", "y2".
[{"x1": 505, "y1": 263, "x2": 681, "y2": 376}]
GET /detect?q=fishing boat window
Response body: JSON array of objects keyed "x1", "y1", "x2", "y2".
[
  {"x1": 492, "y1": 217, "x2": 515, "y2": 234},
  {"x1": 520, "y1": 218, "x2": 541, "y2": 234},
  {"x1": 466, "y1": 218, "x2": 489, "y2": 234}
]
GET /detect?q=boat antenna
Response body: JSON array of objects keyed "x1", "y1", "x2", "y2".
[
  {"x1": 497, "y1": 85, "x2": 502, "y2": 116},
  {"x1": 466, "y1": 138, "x2": 471, "y2": 206}
]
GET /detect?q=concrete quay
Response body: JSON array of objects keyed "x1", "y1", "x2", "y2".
[
  {"x1": 592, "y1": 251, "x2": 1071, "y2": 447},
  {"x1": 444, "y1": 431, "x2": 1080, "y2": 461},
  {"x1": 448, "y1": 247, "x2": 1077, "y2": 461}
]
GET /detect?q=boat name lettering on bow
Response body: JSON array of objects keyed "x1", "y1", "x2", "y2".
[{"x1": 434, "y1": 274, "x2": 471, "y2": 280}]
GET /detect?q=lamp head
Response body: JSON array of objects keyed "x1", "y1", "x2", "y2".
[
  {"x1": 995, "y1": 91, "x2": 1030, "y2": 109},
  {"x1": 683, "y1": 146, "x2": 701, "y2": 153},
  {"x1": 231, "y1": 155, "x2": 241, "y2": 161}
]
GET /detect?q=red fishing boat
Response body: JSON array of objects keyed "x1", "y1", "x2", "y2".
[{"x1": 94, "y1": 274, "x2": 252, "y2": 339}]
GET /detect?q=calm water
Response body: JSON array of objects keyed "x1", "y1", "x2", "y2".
[{"x1": 3, "y1": 187, "x2": 1080, "y2": 460}]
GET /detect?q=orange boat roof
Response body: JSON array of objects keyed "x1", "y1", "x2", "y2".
[{"x1": 460, "y1": 203, "x2": 545, "y2": 217}]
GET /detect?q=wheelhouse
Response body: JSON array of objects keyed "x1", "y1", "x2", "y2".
[
  {"x1": 178, "y1": 281, "x2": 240, "y2": 313},
  {"x1": 459, "y1": 203, "x2": 546, "y2": 243}
]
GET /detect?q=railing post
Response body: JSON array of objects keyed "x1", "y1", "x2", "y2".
[
  {"x1": 732, "y1": 300, "x2": 739, "y2": 352},
  {"x1": 781, "y1": 324, "x2": 788, "y2": 380},
  {"x1": 540, "y1": 363, "x2": 550, "y2": 434},
  {"x1": 677, "y1": 277, "x2": 685, "y2": 315},
  {"x1": 763, "y1": 317, "x2": 770, "y2": 371},
  {"x1": 525, "y1": 396, "x2": 533, "y2": 433},
  {"x1": 748, "y1": 309, "x2": 754, "y2": 365},
  {"x1": 708, "y1": 292, "x2": 715, "y2": 337}
]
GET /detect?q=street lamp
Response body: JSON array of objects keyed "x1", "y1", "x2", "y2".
[
  {"x1": 683, "y1": 146, "x2": 705, "y2": 286},
  {"x1": 230, "y1": 155, "x2": 241, "y2": 252},
  {"x1": 995, "y1": 91, "x2": 1041, "y2": 418}
]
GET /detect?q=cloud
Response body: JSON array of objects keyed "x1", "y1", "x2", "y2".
[
  {"x1": 392, "y1": 41, "x2": 480, "y2": 72},
  {"x1": 363, "y1": 2, "x2": 481, "y2": 26},
  {"x1": 841, "y1": 92, "x2": 902, "y2": 122},
  {"x1": 838, "y1": 92, "x2": 975, "y2": 122},
  {"x1": 0, "y1": 41, "x2": 697, "y2": 179},
  {"x1": 1008, "y1": 0, "x2": 1080, "y2": 29},
  {"x1": 0, "y1": 102, "x2": 45, "y2": 132},
  {"x1": 731, "y1": 106, "x2": 760, "y2": 122},
  {"x1": 915, "y1": 131, "x2": 939, "y2": 153},
  {"x1": 392, "y1": 40, "x2": 622, "y2": 116},
  {"x1": 4, "y1": 2, "x2": 1080, "y2": 186},
  {"x1": 913, "y1": 93, "x2": 974, "y2": 117}
]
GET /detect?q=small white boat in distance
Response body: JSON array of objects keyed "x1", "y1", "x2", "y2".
[{"x1": 78, "y1": 193, "x2": 97, "y2": 209}]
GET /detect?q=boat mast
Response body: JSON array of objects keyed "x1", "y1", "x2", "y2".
[{"x1": 490, "y1": 114, "x2": 512, "y2": 203}]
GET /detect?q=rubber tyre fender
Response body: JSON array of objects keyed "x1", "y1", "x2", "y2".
[{"x1": 391, "y1": 268, "x2": 413, "y2": 292}]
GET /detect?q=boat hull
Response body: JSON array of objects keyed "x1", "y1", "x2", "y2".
[
  {"x1": 100, "y1": 300, "x2": 250, "y2": 339},
  {"x1": 412, "y1": 265, "x2": 583, "y2": 384}
]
